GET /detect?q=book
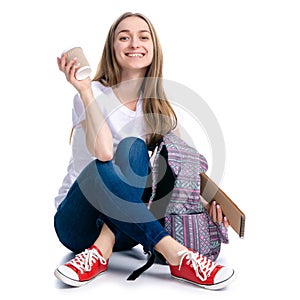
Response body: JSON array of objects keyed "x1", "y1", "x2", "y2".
[{"x1": 200, "y1": 173, "x2": 246, "y2": 238}]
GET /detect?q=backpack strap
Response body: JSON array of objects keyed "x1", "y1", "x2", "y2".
[{"x1": 127, "y1": 251, "x2": 156, "y2": 281}]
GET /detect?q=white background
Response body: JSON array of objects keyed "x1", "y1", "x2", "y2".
[{"x1": 1, "y1": 0, "x2": 299, "y2": 298}]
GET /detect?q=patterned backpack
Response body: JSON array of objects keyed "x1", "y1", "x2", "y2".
[
  {"x1": 127, "y1": 133, "x2": 228, "y2": 280},
  {"x1": 148, "y1": 133, "x2": 228, "y2": 261}
]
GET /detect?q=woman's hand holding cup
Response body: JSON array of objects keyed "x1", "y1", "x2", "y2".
[{"x1": 57, "y1": 47, "x2": 92, "y2": 94}]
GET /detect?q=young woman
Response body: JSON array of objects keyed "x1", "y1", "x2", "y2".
[{"x1": 54, "y1": 12, "x2": 235, "y2": 290}]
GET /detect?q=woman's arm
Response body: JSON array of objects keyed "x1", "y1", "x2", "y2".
[
  {"x1": 57, "y1": 54, "x2": 113, "y2": 161},
  {"x1": 79, "y1": 89, "x2": 113, "y2": 161}
]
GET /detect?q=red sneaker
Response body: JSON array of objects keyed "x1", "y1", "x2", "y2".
[
  {"x1": 169, "y1": 250, "x2": 236, "y2": 290},
  {"x1": 54, "y1": 245, "x2": 108, "y2": 287}
]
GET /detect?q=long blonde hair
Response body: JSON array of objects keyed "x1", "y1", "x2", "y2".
[{"x1": 93, "y1": 12, "x2": 177, "y2": 147}]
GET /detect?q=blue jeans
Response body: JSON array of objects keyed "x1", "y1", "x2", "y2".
[{"x1": 54, "y1": 137, "x2": 169, "y2": 254}]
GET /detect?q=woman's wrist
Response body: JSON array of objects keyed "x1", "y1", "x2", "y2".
[{"x1": 79, "y1": 88, "x2": 94, "y2": 107}]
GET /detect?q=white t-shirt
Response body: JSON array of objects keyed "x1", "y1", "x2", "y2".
[{"x1": 54, "y1": 81, "x2": 147, "y2": 208}]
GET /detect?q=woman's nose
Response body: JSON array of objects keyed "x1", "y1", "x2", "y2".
[{"x1": 130, "y1": 36, "x2": 140, "y2": 48}]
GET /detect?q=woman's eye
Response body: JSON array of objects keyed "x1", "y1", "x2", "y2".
[
  {"x1": 140, "y1": 36, "x2": 150, "y2": 41},
  {"x1": 119, "y1": 36, "x2": 129, "y2": 41}
]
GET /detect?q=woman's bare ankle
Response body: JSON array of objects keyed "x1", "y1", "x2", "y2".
[
  {"x1": 94, "y1": 243, "x2": 112, "y2": 260},
  {"x1": 93, "y1": 224, "x2": 115, "y2": 260},
  {"x1": 154, "y1": 236, "x2": 187, "y2": 266}
]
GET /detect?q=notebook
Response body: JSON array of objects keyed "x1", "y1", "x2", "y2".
[{"x1": 200, "y1": 173, "x2": 246, "y2": 238}]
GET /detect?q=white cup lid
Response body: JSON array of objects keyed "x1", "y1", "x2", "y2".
[{"x1": 76, "y1": 66, "x2": 92, "y2": 80}]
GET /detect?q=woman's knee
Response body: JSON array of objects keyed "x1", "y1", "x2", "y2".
[
  {"x1": 115, "y1": 137, "x2": 149, "y2": 176},
  {"x1": 117, "y1": 137, "x2": 147, "y2": 155},
  {"x1": 54, "y1": 213, "x2": 77, "y2": 252},
  {"x1": 54, "y1": 212, "x2": 99, "y2": 253}
]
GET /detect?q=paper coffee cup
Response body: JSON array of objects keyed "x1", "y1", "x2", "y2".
[{"x1": 63, "y1": 47, "x2": 92, "y2": 80}]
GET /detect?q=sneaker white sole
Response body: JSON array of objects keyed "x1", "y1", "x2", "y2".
[
  {"x1": 171, "y1": 270, "x2": 236, "y2": 290},
  {"x1": 54, "y1": 268, "x2": 105, "y2": 287}
]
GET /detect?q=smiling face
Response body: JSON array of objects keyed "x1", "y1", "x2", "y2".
[{"x1": 114, "y1": 16, "x2": 154, "y2": 80}]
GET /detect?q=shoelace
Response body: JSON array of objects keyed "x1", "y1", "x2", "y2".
[
  {"x1": 69, "y1": 248, "x2": 107, "y2": 274},
  {"x1": 177, "y1": 250, "x2": 216, "y2": 281}
]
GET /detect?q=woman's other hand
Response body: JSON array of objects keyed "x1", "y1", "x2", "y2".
[{"x1": 208, "y1": 200, "x2": 230, "y2": 228}]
